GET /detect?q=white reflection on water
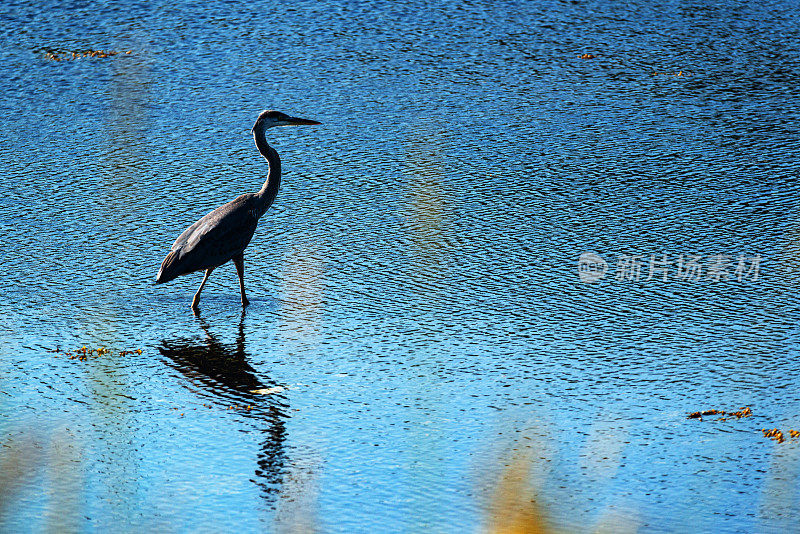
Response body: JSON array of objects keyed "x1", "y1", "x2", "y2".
[
  {"x1": 43, "y1": 429, "x2": 83, "y2": 533},
  {"x1": 578, "y1": 417, "x2": 629, "y2": 482},
  {"x1": 274, "y1": 452, "x2": 322, "y2": 534}
]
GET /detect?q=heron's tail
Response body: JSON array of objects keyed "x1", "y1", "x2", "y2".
[{"x1": 156, "y1": 251, "x2": 181, "y2": 284}]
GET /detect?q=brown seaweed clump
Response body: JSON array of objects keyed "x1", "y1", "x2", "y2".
[
  {"x1": 39, "y1": 47, "x2": 132, "y2": 61},
  {"x1": 763, "y1": 428, "x2": 800, "y2": 444},
  {"x1": 763, "y1": 429, "x2": 785, "y2": 443},
  {"x1": 50, "y1": 346, "x2": 142, "y2": 361},
  {"x1": 687, "y1": 407, "x2": 751, "y2": 422}
]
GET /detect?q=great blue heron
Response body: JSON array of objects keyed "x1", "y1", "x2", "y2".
[{"x1": 156, "y1": 110, "x2": 320, "y2": 309}]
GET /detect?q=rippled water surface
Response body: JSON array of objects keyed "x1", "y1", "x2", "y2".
[{"x1": 2, "y1": 1, "x2": 800, "y2": 532}]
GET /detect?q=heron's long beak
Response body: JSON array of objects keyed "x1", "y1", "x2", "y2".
[{"x1": 287, "y1": 116, "x2": 321, "y2": 126}]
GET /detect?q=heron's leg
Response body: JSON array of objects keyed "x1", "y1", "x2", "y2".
[
  {"x1": 233, "y1": 253, "x2": 249, "y2": 307},
  {"x1": 191, "y1": 268, "x2": 214, "y2": 310}
]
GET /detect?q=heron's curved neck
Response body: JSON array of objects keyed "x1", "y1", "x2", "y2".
[{"x1": 253, "y1": 125, "x2": 281, "y2": 216}]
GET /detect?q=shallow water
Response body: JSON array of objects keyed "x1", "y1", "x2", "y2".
[{"x1": 2, "y1": 1, "x2": 800, "y2": 532}]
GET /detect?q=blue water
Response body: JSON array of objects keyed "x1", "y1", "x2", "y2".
[{"x1": 2, "y1": 1, "x2": 800, "y2": 532}]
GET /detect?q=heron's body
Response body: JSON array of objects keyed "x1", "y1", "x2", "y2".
[
  {"x1": 156, "y1": 193, "x2": 260, "y2": 283},
  {"x1": 156, "y1": 110, "x2": 319, "y2": 309}
]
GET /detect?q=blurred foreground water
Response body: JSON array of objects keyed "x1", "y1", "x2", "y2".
[{"x1": 1, "y1": 1, "x2": 800, "y2": 532}]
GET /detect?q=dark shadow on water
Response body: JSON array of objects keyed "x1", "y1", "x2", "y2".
[{"x1": 158, "y1": 310, "x2": 288, "y2": 505}]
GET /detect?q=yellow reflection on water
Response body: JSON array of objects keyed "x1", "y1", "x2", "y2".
[
  {"x1": 97, "y1": 42, "x2": 153, "y2": 283},
  {"x1": 278, "y1": 244, "x2": 326, "y2": 346},
  {"x1": 401, "y1": 123, "x2": 451, "y2": 284},
  {"x1": 485, "y1": 452, "x2": 550, "y2": 534},
  {"x1": 103, "y1": 46, "x2": 152, "y2": 177},
  {"x1": 775, "y1": 216, "x2": 800, "y2": 288},
  {"x1": 477, "y1": 418, "x2": 641, "y2": 534}
]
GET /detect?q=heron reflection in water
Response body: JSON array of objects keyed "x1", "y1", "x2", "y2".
[
  {"x1": 156, "y1": 110, "x2": 321, "y2": 310},
  {"x1": 159, "y1": 311, "x2": 289, "y2": 502}
]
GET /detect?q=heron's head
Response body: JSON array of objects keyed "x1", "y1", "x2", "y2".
[{"x1": 252, "y1": 110, "x2": 321, "y2": 132}]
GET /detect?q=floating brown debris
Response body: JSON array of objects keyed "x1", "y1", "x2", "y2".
[
  {"x1": 726, "y1": 407, "x2": 752, "y2": 419},
  {"x1": 39, "y1": 47, "x2": 132, "y2": 62},
  {"x1": 687, "y1": 409, "x2": 724, "y2": 420},
  {"x1": 689, "y1": 407, "x2": 800, "y2": 444},
  {"x1": 50, "y1": 345, "x2": 143, "y2": 361},
  {"x1": 181, "y1": 403, "x2": 255, "y2": 413},
  {"x1": 687, "y1": 407, "x2": 751, "y2": 422},
  {"x1": 579, "y1": 53, "x2": 596, "y2": 59},
  {"x1": 763, "y1": 428, "x2": 786, "y2": 443},
  {"x1": 225, "y1": 404, "x2": 254, "y2": 412},
  {"x1": 652, "y1": 70, "x2": 692, "y2": 77},
  {"x1": 762, "y1": 428, "x2": 800, "y2": 444}
]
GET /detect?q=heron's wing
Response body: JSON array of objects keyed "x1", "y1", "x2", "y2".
[{"x1": 157, "y1": 194, "x2": 259, "y2": 282}]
